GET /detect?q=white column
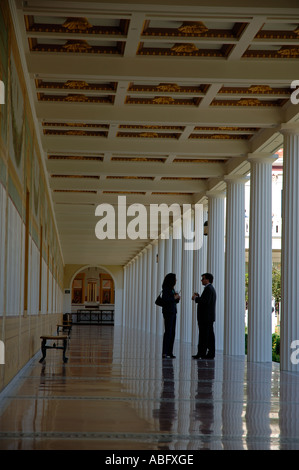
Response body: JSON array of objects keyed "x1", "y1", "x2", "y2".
[
  {"x1": 247, "y1": 153, "x2": 276, "y2": 362},
  {"x1": 129, "y1": 259, "x2": 133, "y2": 328},
  {"x1": 172, "y1": 218, "x2": 182, "y2": 340},
  {"x1": 151, "y1": 241, "x2": 158, "y2": 335},
  {"x1": 280, "y1": 125, "x2": 299, "y2": 372},
  {"x1": 133, "y1": 258, "x2": 138, "y2": 329},
  {"x1": 180, "y1": 208, "x2": 193, "y2": 343},
  {"x1": 125, "y1": 263, "x2": 130, "y2": 327},
  {"x1": 224, "y1": 176, "x2": 247, "y2": 356},
  {"x1": 164, "y1": 228, "x2": 173, "y2": 275},
  {"x1": 123, "y1": 265, "x2": 127, "y2": 326},
  {"x1": 137, "y1": 253, "x2": 143, "y2": 330},
  {"x1": 192, "y1": 204, "x2": 208, "y2": 349},
  {"x1": 141, "y1": 249, "x2": 147, "y2": 331},
  {"x1": 146, "y1": 245, "x2": 152, "y2": 333},
  {"x1": 156, "y1": 237, "x2": 165, "y2": 336},
  {"x1": 207, "y1": 191, "x2": 225, "y2": 351},
  {"x1": 192, "y1": 245, "x2": 201, "y2": 349},
  {"x1": 128, "y1": 262, "x2": 133, "y2": 328}
]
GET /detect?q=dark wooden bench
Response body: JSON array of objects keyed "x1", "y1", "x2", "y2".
[
  {"x1": 39, "y1": 335, "x2": 68, "y2": 363},
  {"x1": 76, "y1": 309, "x2": 114, "y2": 324},
  {"x1": 63, "y1": 313, "x2": 72, "y2": 329},
  {"x1": 56, "y1": 323, "x2": 72, "y2": 336}
]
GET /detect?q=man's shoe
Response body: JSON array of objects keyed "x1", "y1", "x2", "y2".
[{"x1": 192, "y1": 354, "x2": 201, "y2": 359}]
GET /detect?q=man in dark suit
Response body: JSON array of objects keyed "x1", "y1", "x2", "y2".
[{"x1": 192, "y1": 273, "x2": 216, "y2": 359}]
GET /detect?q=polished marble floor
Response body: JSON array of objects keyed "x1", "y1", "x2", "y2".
[{"x1": 1, "y1": 324, "x2": 299, "y2": 450}]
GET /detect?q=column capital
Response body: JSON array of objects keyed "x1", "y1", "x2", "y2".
[
  {"x1": 247, "y1": 152, "x2": 278, "y2": 165},
  {"x1": 206, "y1": 189, "x2": 226, "y2": 199},
  {"x1": 279, "y1": 123, "x2": 299, "y2": 136},
  {"x1": 224, "y1": 174, "x2": 250, "y2": 185}
]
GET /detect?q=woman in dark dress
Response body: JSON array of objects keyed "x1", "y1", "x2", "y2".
[{"x1": 161, "y1": 273, "x2": 180, "y2": 358}]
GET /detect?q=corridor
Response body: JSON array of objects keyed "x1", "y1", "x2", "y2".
[{"x1": 0, "y1": 324, "x2": 299, "y2": 450}]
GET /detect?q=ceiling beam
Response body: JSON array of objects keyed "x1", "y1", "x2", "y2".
[
  {"x1": 43, "y1": 135, "x2": 249, "y2": 155},
  {"x1": 46, "y1": 160, "x2": 226, "y2": 179},
  {"x1": 52, "y1": 192, "x2": 195, "y2": 205},
  {"x1": 36, "y1": 103, "x2": 282, "y2": 127},
  {"x1": 16, "y1": 0, "x2": 299, "y2": 16},
  {"x1": 27, "y1": 55, "x2": 299, "y2": 84},
  {"x1": 49, "y1": 177, "x2": 208, "y2": 193}
]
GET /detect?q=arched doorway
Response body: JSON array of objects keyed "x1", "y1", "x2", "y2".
[{"x1": 70, "y1": 266, "x2": 115, "y2": 324}]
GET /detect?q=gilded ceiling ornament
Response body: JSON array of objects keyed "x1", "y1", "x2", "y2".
[
  {"x1": 65, "y1": 130, "x2": 87, "y2": 135},
  {"x1": 238, "y1": 98, "x2": 261, "y2": 105},
  {"x1": 64, "y1": 94, "x2": 89, "y2": 102},
  {"x1": 218, "y1": 126, "x2": 239, "y2": 131},
  {"x1": 152, "y1": 96, "x2": 175, "y2": 104},
  {"x1": 293, "y1": 26, "x2": 299, "y2": 36},
  {"x1": 139, "y1": 132, "x2": 159, "y2": 137},
  {"x1": 212, "y1": 134, "x2": 230, "y2": 139},
  {"x1": 64, "y1": 122, "x2": 86, "y2": 127},
  {"x1": 156, "y1": 83, "x2": 181, "y2": 92},
  {"x1": 136, "y1": 125, "x2": 160, "y2": 129},
  {"x1": 178, "y1": 22, "x2": 209, "y2": 34},
  {"x1": 65, "y1": 80, "x2": 89, "y2": 89},
  {"x1": 248, "y1": 85, "x2": 272, "y2": 93},
  {"x1": 62, "y1": 40, "x2": 92, "y2": 52},
  {"x1": 171, "y1": 43, "x2": 198, "y2": 53},
  {"x1": 277, "y1": 47, "x2": 299, "y2": 57},
  {"x1": 62, "y1": 17, "x2": 92, "y2": 31}
]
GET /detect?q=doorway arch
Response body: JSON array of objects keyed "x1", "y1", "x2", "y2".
[
  {"x1": 71, "y1": 265, "x2": 115, "y2": 305},
  {"x1": 63, "y1": 264, "x2": 123, "y2": 324}
]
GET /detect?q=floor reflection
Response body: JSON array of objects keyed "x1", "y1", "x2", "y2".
[
  {"x1": 245, "y1": 362, "x2": 272, "y2": 450},
  {"x1": 194, "y1": 361, "x2": 214, "y2": 434},
  {"x1": 153, "y1": 360, "x2": 176, "y2": 432},
  {"x1": 1, "y1": 325, "x2": 299, "y2": 450},
  {"x1": 152, "y1": 359, "x2": 177, "y2": 449}
]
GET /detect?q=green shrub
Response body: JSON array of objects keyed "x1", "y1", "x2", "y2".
[
  {"x1": 245, "y1": 333, "x2": 280, "y2": 362},
  {"x1": 272, "y1": 333, "x2": 280, "y2": 363}
]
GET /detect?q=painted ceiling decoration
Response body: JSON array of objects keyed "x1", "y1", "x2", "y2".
[{"x1": 9, "y1": 0, "x2": 299, "y2": 265}]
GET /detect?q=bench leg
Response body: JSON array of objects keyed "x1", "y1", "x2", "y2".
[
  {"x1": 39, "y1": 338, "x2": 68, "y2": 364},
  {"x1": 63, "y1": 339, "x2": 68, "y2": 363},
  {"x1": 39, "y1": 339, "x2": 47, "y2": 363}
]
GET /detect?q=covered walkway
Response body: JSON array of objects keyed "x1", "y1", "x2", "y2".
[{"x1": 1, "y1": 324, "x2": 299, "y2": 451}]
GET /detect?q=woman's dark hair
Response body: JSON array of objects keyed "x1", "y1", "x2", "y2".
[{"x1": 162, "y1": 273, "x2": 176, "y2": 289}]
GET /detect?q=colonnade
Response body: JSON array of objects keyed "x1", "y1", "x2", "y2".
[{"x1": 123, "y1": 126, "x2": 299, "y2": 373}]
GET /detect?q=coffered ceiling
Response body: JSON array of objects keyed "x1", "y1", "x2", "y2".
[{"x1": 10, "y1": 0, "x2": 299, "y2": 265}]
